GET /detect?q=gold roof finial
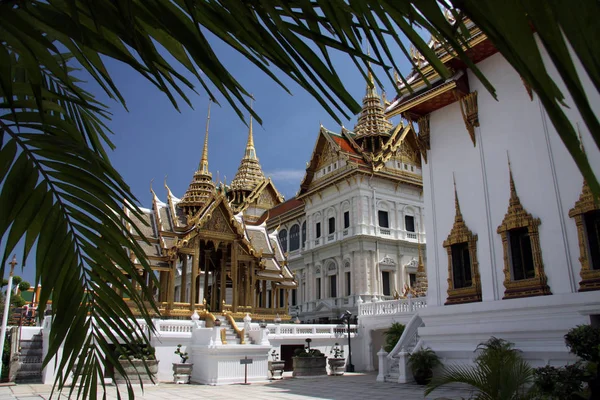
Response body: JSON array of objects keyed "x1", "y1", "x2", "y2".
[
  {"x1": 244, "y1": 95, "x2": 257, "y2": 160},
  {"x1": 507, "y1": 152, "x2": 521, "y2": 208},
  {"x1": 353, "y1": 44, "x2": 393, "y2": 138},
  {"x1": 229, "y1": 94, "x2": 266, "y2": 197},
  {"x1": 150, "y1": 178, "x2": 154, "y2": 195},
  {"x1": 178, "y1": 99, "x2": 215, "y2": 216},
  {"x1": 453, "y1": 173, "x2": 463, "y2": 222},
  {"x1": 199, "y1": 100, "x2": 211, "y2": 174}
]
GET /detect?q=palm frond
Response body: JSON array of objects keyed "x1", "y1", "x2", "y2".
[
  {"x1": 0, "y1": 48, "x2": 157, "y2": 398},
  {"x1": 427, "y1": 338, "x2": 534, "y2": 400}
]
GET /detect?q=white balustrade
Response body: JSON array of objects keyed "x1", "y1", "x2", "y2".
[
  {"x1": 262, "y1": 323, "x2": 357, "y2": 338},
  {"x1": 157, "y1": 320, "x2": 194, "y2": 333},
  {"x1": 358, "y1": 297, "x2": 427, "y2": 316}
]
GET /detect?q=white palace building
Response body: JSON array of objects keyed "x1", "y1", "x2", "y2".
[{"x1": 373, "y1": 20, "x2": 600, "y2": 381}]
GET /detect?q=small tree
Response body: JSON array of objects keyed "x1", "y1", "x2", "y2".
[
  {"x1": 18, "y1": 282, "x2": 30, "y2": 292},
  {"x1": 564, "y1": 325, "x2": 600, "y2": 399},
  {"x1": 426, "y1": 337, "x2": 533, "y2": 399}
]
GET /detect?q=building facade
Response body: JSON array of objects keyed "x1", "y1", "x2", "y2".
[
  {"x1": 385, "y1": 19, "x2": 600, "y2": 367},
  {"x1": 265, "y1": 76, "x2": 428, "y2": 323}
]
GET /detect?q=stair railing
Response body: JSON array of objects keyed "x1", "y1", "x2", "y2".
[{"x1": 224, "y1": 312, "x2": 245, "y2": 344}]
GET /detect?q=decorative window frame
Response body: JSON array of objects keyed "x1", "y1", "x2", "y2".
[
  {"x1": 568, "y1": 180, "x2": 600, "y2": 291},
  {"x1": 497, "y1": 163, "x2": 551, "y2": 299},
  {"x1": 442, "y1": 181, "x2": 481, "y2": 305}
]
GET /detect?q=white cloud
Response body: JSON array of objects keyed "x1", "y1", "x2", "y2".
[{"x1": 265, "y1": 169, "x2": 305, "y2": 183}]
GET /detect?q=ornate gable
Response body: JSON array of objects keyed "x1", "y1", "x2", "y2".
[
  {"x1": 204, "y1": 206, "x2": 233, "y2": 235},
  {"x1": 299, "y1": 127, "x2": 342, "y2": 194},
  {"x1": 315, "y1": 140, "x2": 339, "y2": 171}
]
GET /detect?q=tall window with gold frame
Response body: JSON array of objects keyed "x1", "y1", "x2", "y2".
[
  {"x1": 443, "y1": 179, "x2": 481, "y2": 305},
  {"x1": 569, "y1": 181, "x2": 600, "y2": 291},
  {"x1": 497, "y1": 162, "x2": 551, "y2": 299}
]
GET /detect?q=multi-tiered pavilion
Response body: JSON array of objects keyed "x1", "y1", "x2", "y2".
[{"x1": 124, "y1": 104, "x2": 296, "y2": 321}]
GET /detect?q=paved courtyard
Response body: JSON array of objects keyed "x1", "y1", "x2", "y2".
[{"x1": 0, "y1": 373, "x2": 474, "y2": 400}]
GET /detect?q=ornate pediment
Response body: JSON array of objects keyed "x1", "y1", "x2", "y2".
[
  {"x1": 205, "y1": 206, "x2": 234, "y2": 235},
  {"x1": 379, "y1": 256, "x2": 396, "y2": 265},
  {"x1": 315, "y1": 141, "x2": 338, "y2": 171}
]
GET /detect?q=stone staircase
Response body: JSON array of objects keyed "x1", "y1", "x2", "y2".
[
  {"x1": 15, "y1": 332, "x2": 43, "y2": 383},
  {"x1": 217, "y1": 318, "x2": 253, "y2": 345}
]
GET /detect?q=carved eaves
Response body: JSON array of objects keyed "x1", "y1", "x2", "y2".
[{"x1": 457, "y1": 91, "x2": 478, "y2": 147}]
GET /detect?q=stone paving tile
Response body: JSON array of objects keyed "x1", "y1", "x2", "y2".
[{"x1": 3, "y1": 372, "x2": 474, "y2": 400}]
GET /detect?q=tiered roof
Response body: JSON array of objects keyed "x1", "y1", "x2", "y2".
[
  {"x1": 353, "y1": 71, "x2": 393, "y2": 138},
  {"x1": 230, "y1": 114, "x2": 266, "y2": 193},
  {"x1": 178, "y1": 102, "x2": 215, "y2": 217}
]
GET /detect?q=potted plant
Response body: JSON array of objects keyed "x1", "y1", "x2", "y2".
[
  {"x1": 114, "y1": 339, "x2": 159, "y2": 385},
  {"x1": 268, "y1": 350, "x2": 286, "y2": 380},
  {"x1": 328, "y1": 343, "x2": 345, "y2": 376},
  {"x1": 292, "y1": 340, "x2": 327, "y2": 378},
  {"x1": 172, "y1": 344, "x2": 193, "y2": 384},
  {"x1": 408, "y1": 347, "x2": 440, "y2": 385}
]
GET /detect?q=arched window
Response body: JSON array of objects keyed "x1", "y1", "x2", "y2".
[
  {"x1": 289, "y1": 224, "x2": 300, "y2": 251},
  {"x1": 279, "y1": 229, "x2": 288, "y2": 253},
  {"x1": 301, "y1": 221, "x2": 306, "y2": 248}
]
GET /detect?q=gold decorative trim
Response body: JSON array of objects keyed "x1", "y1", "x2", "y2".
[
  {"x1": 417, "y1": 114, "x2": 430, "y2": 164},
  {"x1": 443, "y1": 178, "x2": 481, "y2": 304},
  {"x1": 569, "y1": 180, "x2": 600, "y2": 291},
  {"x1": 414, "y1": 240, "x2": 428, "y2": 297},
  {"x1": 497, "y1": 160, "x2": 551, "y2": 299},
  {"x1": 458, "y1": 91, "x2": 478, "y2": 147}
]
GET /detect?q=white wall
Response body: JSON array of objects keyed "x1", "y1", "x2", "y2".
[{"x1": 420, "y1": 34, "x2": 600, "y2": 364}]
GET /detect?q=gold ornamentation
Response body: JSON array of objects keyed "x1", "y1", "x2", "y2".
[
  {"x1": 569, "y1": 180, "x2": 600, "y2": 291},
  {"x1": 458, "y1": 91, "x2": 478, "y2": 147},
  {"x1": 442, "y1": 178, "x2": 481, "y2": 304},
  {"x1": 414, "y1": 240, "x2": 428, "y2": 297},
  {"x1": 416, "y1": 114, "x2": 430, "y2": 164},
  {"x1": 497, "y1": 160, "x2": 551, "y2": 299},
  {"x1": 316, "y1": 142, "x2": 338, "y2": 170}
]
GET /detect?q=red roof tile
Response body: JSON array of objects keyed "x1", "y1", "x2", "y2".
[
  {"x1": 331, "y1": 135, "x2": 359, "y2": 156},
  {"x1": 254, "y1": 197, "x2": 303, "y2": 225}
]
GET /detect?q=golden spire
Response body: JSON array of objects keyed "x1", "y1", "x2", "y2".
[
  {"x1": 229, "y1": 97, "x2": 266, "y2": 199},
  {"x1": 199, "y1": 100, "x2": 211, "y2": 174},
  {"x1": 353, "y1": 51, "x2": 393, "y2": 138},
  {"x1": 414, "y1": 237, "x2": 428, "y2": 297},
  {"x1": 507, "y1": 153, "x2": 520, "y2": 207},
  {"x1": 179, "y1": 100, "x2": 215, "y2": 218},
  {"x1": 453, "y1": 173, "x2": 463, "y2": 222},
  {"x1": 244, "y1": 97, "x2": 257, "y2": 161}
]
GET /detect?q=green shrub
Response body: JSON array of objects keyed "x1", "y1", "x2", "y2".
[
  {"x1": 383, "y1": 322, "x2": 405, "y2": 353},
  {"x1": 116, "y1": 339, "x2": 156, "y2": 361},
  {"x1": 533, "y1": 363, "x2": 586, "y2": 399}
]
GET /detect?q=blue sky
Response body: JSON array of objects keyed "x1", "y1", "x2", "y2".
[{"x1": 5, "y1": 31, "x2": 418, "y2": 286}]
